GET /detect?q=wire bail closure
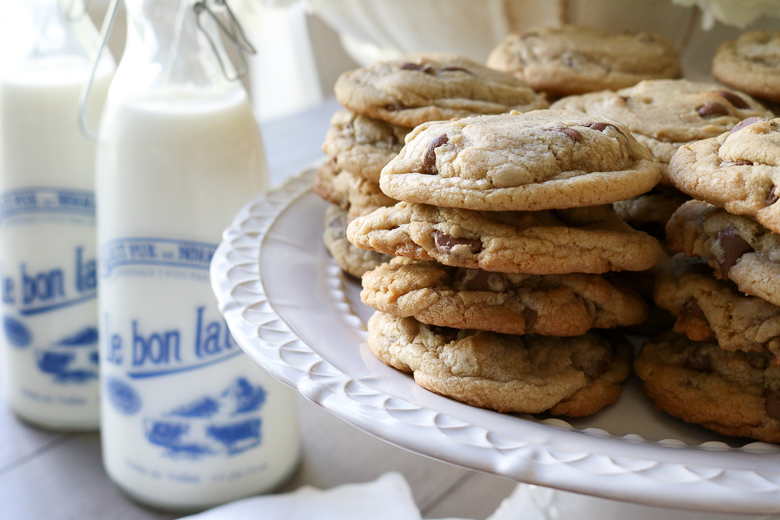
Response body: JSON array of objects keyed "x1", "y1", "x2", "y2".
[
  {"x1": 194, "y1": 0, "x2": 257, "y2": 81},
  {"x1": 77, "y1": 0, "x2": 119, "y2": 141}
]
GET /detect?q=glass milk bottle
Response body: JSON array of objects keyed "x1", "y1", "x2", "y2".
[
  {"x1": 0, "y1": 0, "x2": 114, "y2": 430},
  {"x1": 95, "y1": 0, "x2": 300, "y2": 511}
]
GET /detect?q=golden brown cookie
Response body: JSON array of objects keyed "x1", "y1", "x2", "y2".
[
  {"x1": 334, "y1": 52, "x2": 548, "y2": 128},
  {"x1": 666, "y1": 199, "x2": 780, "y2": 307},
  {"x1": 368, "y1": 312, "x2": 631, "y2": 416},
  {"x1": 323, "y1": 205, "x2": 393, "y2": 278},
  {"x1": 654, "y1": 255, "x2": 780, "y2": 364},
  {"x1": 713, "y1": 31, "x2": 780, "y2": 103},
  {"x1": 635, "y1": 332, "x2": 780, "y2": 443},
  {"x1": 322, "y1": 109, "x2": 411, "y2": 183},
  {"x1": 380, "y1": 110, "x2": 660, "y2": 212},
  {"x1": 346, "y1": 202, "x2": 664, "y2": 275},
  {"x1": 312, "y1": 161, "x2": 396, "y2": 221},
  {"x1": 667, "y1": 116, "x2": 780, "y2": 234},
  {"x1": 360, "y1": 258, "x2": 647, "y2": 336},
  {"x1": 487, "y1": 25, "x2": 682, "y2": 99}
]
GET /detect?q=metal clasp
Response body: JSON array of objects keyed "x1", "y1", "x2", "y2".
[{"x1": 194, "y1": 0, "x2": 257, "y2": 81}]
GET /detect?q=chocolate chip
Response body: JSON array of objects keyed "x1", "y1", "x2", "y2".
[
  {"x1": 765, "y1": 388, "x2": 780, "y2": 421},
  {"x1": 768, "y1": 186, "x2": 779, "y2": 205},
  {"x1": 385, "y1": 102, "x2": 406, "y2": 112},
  {"x1": 559, "y1": 128, "x2": 582, "y2": 143},
  {"x1": 585, "y1": 122, "x2": 612, "y2": 132},
  {"x1": 697, "y1": 102, "x2": 730, "y2": 118},
  {"x1": 433, "y1": 230, "x2": 482, "y2": 255},
  {"x1": 683, "y1": 346, "x2": 713, "y2": 374},
  {"x1": 716, "y1": 227, "x2": 753, "y2": 278},
  {"x1": 422, "y1": 134, "x2": 449, "y2": 175},
  {"x1": 460, "y1": 270, "x2": 508, "y2": 292},
  {"x1": 716, "y1": 90, "x2": 750, "y2": 109},
  {"x1": 439, "y1": 66, "x2": 473, "y2": 75},
  {"x1": 524, "y1": 308, "x2": 538, "y2": 333},
  {"x1": 400, "y1": 62, "x2": 434, "y2": 74},
  {"x1": 573, "y1": 352, "x2": 611, "y2": 380},
  {"x1": 730, "y1": 116, "x2": 769, "y2": 134}
]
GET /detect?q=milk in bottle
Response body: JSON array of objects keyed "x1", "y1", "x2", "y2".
[
  {"x1": 96, "y1": 0, "x2": 300, "y2": 510},
  {"x1": 0, "y1": 0, "x2": 114, "y2": 430}
]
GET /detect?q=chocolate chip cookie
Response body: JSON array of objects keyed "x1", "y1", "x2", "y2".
[
  {"x1": 635, "y1": 331, "x2": 780, "y2": 443},
  {"x1": 368, "y1": 312, "x2": 631, "y2": 416},
  {"x1": 667, "y1": 116, "x2": 780, "y2": 234},
  {"x1": 654, "y1": 255, "x2": 780, "y2": 363},
  {"x1": 346, "y1": 202, "x2": 663, "y2": 274},
  {"x1": 713, "y1": 31, "x2": 780, "y2": 103},
  {"x1": 551, "y1": 79, "x2": 773, "y2": 180},
  {"x1": 323, "y1": 205, "x2": 393, "y2": 278},
  {"x1": 312, "y1": 161, "x2": 397, "y2": 221},
  {"x1": 487, "y1": 25, "x2": 682, "y2": 99},
  {"x1": 380, "y1": 110, "x2": 660, "y2": 212},
  {"x1": 361, "y1": 257, "x2": 647, "y2": 336},
  {"x1": 334, "y1": 53, "x2": 548, "y2": 128},
  {"x1": 322, "y1": 109, "x2": 411, "y2": 183},
  {"x1": 666, "y1": 199, "x2": 780, "y2": 307}
]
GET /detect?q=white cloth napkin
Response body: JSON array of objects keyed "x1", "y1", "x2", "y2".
[{"x1": 178, "y1": 472, "x2": 468, "y2": 520}]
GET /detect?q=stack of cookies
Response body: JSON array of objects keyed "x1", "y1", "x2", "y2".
[
  {"x1": 635, "y1": 116, "x2": 780, "y2": 443},
  {"x1": 347, "y1": 109, "x2": 665, "y2": 417},
  {"x1": 315, "y1": 53, "x2": 548, "y2": 278},
  {"x1": 551, "y1": 79, "x2": 774, "y2": 237}
]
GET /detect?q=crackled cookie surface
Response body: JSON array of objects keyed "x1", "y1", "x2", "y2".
[
  {"x1": 368, "y1": 312, "x2": 631, "y2": 416},
  {"x1": 323, "y1": 205, "x2": 393, "y2": 279},
  {"x1": 667, "y1": 116, "x2": 780, "y2": 233},
  {"x1": 666, "y1": 200, "x2": 780, "y2": 307},
  {"x1": 361, "y1": 258, "x2": 647, "y2": 336},
  {"x1": 380, "y1": 110, "x2": 660, "y2": 211},
  {"x1": 334, "y1": 52, "x2": 548, "y2": 128},
  {"x1": 322, "y1": 109, "x2": 411, "y2": 183},
  {"x1": 346, "y1": 202, "x2": 663, "y2": 274},
  {"x1": 552, "y1": 79, "x2": 773, "y2": 179},
  {"x1": 713, "y1": 31, "x2": 780, "y2": 103},
  {"x1": 635, "y1": 332, "x2": 780, "y2": 443},
  {"x1": 654, "y1": 255, "x2": 780, "y2": 363},
  {"x1": 487, "y1": 25, "x2": 682, "y2": 98},
  {"x1": 312, "y1": 161, "x2": 396, "y2": 221}
]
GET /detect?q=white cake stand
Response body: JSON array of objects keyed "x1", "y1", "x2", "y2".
[{"x1": 210, "y1": 165, "x2": 780, "y2": 518}]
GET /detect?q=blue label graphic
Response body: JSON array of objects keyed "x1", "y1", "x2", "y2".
[
  {"x1": 100, "y1": 238, "x2": 217, "y2": 277},
  {"x1": 34, "y1": 326, "x2": 99, "y2": 383},
  {"x1": 3, "y1": 315, "x2": 31, "y2": 347},
  {"x1": 106, "y1": 376, "x2": 142, "y2": 415},
  {"x1": 0, "y1": 187, "x2": 95, "y2": 222},
  {"x1": 144, "y1": 377, "x2": 265, "y2": 459}
]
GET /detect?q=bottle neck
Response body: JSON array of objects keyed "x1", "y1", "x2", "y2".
[
  {"x1": 2, "y1": 0, "x2": 102, "y2": 69},
  {"x1": 116, "y1": 0, "x2": 237, "y2": 97}
]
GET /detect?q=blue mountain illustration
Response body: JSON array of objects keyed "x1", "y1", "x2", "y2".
[
  {"x1": 145, "y1": 377, "x2": 266, "y2": 459},
  {"x1": 34, "y1": 327, "x2": 99, "y2": 384},
  {"x1": 56, "y1": 327, "x2": 98, "y2": 347},
  {"x1": 3, "y1": 315, "x2": 31, "y2": 348}
]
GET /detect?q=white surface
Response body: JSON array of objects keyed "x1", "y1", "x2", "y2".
[{"x1": 212, "y1": 164, "x2": 780, "y2": 516}]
